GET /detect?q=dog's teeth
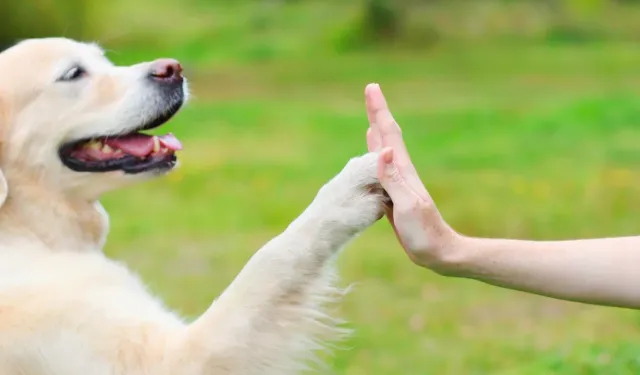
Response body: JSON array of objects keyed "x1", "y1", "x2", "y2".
[
  {"x1": 152, "y1": 136, "x2": 161, "y2": 153},
  {"x1": 114, "y1": 149, "x2": 123, "y2": 155},
  {"x1": 88, "y1": 141, "x2": 102, "y2": 150},
  {"x1": 102, "y1": 145, "x2": 113, "y2": 153}
]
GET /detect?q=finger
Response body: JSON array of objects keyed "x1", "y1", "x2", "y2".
[
  {"x1": 377, "y1": 148, "x2": 419, "y2": 209},
  {"x1": 365, "y1": 83, "x2": 379, "y2": 126},
  {"x1": 366, "y1": 84, "x2": 412, "y2": 168},
  {"x1": 365, "y1": 84, "x2": 383, "y2": 152},
  {"x1": 370, "y1": 86, "x2": 430, "y2": 200},
  {"x1": 367, "y1": 128, "x2": 382, "y2": 152}
]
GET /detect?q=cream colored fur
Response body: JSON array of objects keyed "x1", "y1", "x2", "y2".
[{"x1": 0, "y1": 38, "x2": 387, "y2": 374}]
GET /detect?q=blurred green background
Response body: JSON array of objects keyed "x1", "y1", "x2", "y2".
[{"x1": 6, "y1": 0, "x2": 640, "y2": 373}]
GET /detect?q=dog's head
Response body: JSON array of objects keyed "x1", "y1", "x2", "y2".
[{"x1": 0, "y1": 37, "x2": 187, "y2": 205}]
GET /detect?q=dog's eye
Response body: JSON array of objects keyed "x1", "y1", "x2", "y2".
[{"x1": 58, "y1": 66, "x2": 87, "y2": 82}]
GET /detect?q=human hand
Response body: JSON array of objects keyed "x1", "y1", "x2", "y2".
[
  {"x1": 364, "y1": 83, "x2": 462, "y2": 273},
  {"x1": 365, "y1": 84, "x2": 640, "y2": 307}
]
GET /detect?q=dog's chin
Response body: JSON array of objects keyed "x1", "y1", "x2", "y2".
[{"x1": 58, "y1": 101, "x2": 184, "y2": 175}]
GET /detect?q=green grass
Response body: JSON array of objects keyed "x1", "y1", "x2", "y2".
[{"x1": 92, "y1": 5, "x2": 640, "y2": 373}]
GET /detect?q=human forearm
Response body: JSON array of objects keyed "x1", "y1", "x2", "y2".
[{"x1": 450, "y1": 235, "x2": 640, "y2": 309}]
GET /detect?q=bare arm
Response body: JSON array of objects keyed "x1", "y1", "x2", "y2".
[
  {"x1": 452, "y1": 235, "x2": 640, "y2": 308},
  {"x1": 364, "y1": 83, "x2": 640, "y2": 309}
]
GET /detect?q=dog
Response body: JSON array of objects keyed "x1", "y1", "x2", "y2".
[{"x1": 0, "y1": 37, "x2": 388, "y2": 375}]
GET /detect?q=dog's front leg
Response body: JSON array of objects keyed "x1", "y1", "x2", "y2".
[{"x1": 166, "y1": 152, "x2": 386, "y2": 375}]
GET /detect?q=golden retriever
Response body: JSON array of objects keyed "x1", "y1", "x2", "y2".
[{"x1": 0, "y1": 37, "x2": 387, "y2": 375}]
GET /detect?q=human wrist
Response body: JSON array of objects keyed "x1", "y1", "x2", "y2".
[
  {"x1": 412, "y1": 227, "x2": 472, "y2": 277},
  {"x1": 436, "y1": 234, "x2": 485, "y2": 278},
  {"x1": 438, "y1": 235, "x2": 515, "y2": 280}
]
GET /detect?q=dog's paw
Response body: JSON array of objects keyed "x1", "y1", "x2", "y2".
[{"x1": 315, "y1": 152, "x2": 389, "y2": 231}]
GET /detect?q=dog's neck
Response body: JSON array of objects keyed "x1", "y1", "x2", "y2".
[{"x1": 0, "y1": 181, "x2": 109, "y2": 252}]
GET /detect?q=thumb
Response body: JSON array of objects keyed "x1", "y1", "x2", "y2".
[{"x1": 378, "y1": 147, "x2": 413, "y2": 206}]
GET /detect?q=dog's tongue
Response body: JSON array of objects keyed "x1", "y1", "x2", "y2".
[
  {"x1": 157, "y1": 133, "x2": 183, "y2": 151},
  {"x1": 105, "y1": 133, "x2": 182, "y2": 157}
]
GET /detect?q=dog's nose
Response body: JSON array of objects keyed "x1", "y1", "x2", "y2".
[{"x1": 148, "y1": 59, "x2": 183, "y2": 83}]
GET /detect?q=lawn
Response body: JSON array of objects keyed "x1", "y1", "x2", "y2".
[{"x1": 93, "y1": 4, "x2": 640, "y2": 373}]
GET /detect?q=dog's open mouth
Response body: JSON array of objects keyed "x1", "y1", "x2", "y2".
[
  {"x1": 59, "y1": 132, "x2": 182, "y2": 174},
  {"x1": 59, "y1": 81, "x2": 186, "y2": 174}
]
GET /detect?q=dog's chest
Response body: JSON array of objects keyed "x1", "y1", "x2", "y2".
[
  {"x1": 0, "y1": 332, "x2": 114, "y2": 375},
  {"x1": 0, "y1": 250, "x2": 183, "y2": 375}
]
